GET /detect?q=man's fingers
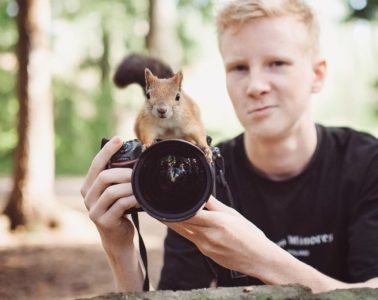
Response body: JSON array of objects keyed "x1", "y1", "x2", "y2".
[
  {"x1": 181, "y1": 209, "x2": 219, "y2": 227},
  {"x1": 176, "y1": 197, "x2": 238, "y2": 227},
  {"x1": 166, "y1": 223, "x2": 195, "y2": 240},
  {"x1": 90, "y1": 182, "x2": 133, "y2": 216},
  {"x1": 81, "y1": 136, "x2": 123, "y2": 197},
  {"x1": 103, "y1": 195, "x2": 139, "y2": 220},
  {"x1": 205, "y1": 196, "x2": 236, "y2": 214},
  {"x1": 84, "y1": 168, "x2": 132, "y2": 210}
]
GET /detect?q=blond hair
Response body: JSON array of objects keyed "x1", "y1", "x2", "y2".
[{"x1": 216, "y1": 0, "x2": 320, "y2": 54}]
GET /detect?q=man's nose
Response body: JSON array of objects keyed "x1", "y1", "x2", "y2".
[{"x1": 246, "y1": 71, "x2": 270, "y2": 98}]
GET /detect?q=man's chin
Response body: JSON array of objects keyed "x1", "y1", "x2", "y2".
[{"x1": 244, "y1": 123, "x2": 286, "y2": 141}]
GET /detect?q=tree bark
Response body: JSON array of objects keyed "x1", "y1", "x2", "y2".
[
  {"x1": 146, "y1": 0, "x2": 182, "y2": 69},
  {"x1": 4, "y1": 0, "x2": 55, "y2": 230}
]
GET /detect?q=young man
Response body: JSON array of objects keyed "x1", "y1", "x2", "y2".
[{"x1": 80, "y1": 0, "x2": 378, "y2": 293}]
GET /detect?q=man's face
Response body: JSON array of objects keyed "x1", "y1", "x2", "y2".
[{"x1": 219, "y1": 16, "x2": 325, "y2": 140}]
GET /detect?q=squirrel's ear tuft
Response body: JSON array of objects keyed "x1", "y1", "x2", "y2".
[
  {"x1": 145, "y1": 68, "x2": 155, "y2": 89},
  {"x1": 174, "y1": 71, "x2": 183, "y2": 89},
  {"x1": 145, "y1": 68, "x2": 153, "y2": 77}
]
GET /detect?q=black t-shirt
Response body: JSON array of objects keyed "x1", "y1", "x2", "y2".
[{"x1": 158, "y1": 125, "x2": 378, "y2": 290}]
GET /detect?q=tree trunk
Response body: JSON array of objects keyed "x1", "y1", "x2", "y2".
[
  {"x1": 146, "y1": 0, "x2": 182, "y2": 69},
  {"x1": 4, "y1": 0, "x2": 55, "y2": 230}
]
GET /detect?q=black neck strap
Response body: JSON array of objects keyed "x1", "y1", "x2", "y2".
[{"x1": 131, "y1": 212, "x2": 150, "y2": 291}]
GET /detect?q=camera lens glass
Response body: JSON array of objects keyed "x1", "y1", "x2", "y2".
[{"x1": 132, "y1": 140, "x2": 212, "y2": 221}]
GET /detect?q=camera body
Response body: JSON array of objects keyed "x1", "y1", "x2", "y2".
[
  {"x1": 101, "y1": 138, "x2": 225, "y2": 222},
  {"x1": 102, "y1": 138, "x2": 143, "y2": 169}
]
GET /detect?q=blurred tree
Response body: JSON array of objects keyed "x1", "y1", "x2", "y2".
[
  {"x1": 4, "y1": 0, "x2": 56, "y2": 230},
  {"x1": 147, "y1": 0, "x2": 182, "y2": 68}
]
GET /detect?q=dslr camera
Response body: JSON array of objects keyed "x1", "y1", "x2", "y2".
[{"x1": 101, "y1": 138, "x2": 226, "y2": 222}]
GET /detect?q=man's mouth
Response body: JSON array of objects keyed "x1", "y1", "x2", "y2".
[{"x1": 248, "y1": 105, "x2": 277, "y2": 114}]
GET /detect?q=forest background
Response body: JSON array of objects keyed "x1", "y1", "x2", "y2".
[
  {"x1": 1, "y1": 0, "x2": 378, "y2": 178},
  {"x1": 0, "y1": 0, "x2": 377, "y2": 299}
]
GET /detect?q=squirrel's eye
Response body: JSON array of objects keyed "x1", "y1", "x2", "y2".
[
  {"x1": 146, "y1": 91, "x2": 150, "y2": 99},
  {"x1": 175, "y1": 93, "x2": 180, "y2": 101}
]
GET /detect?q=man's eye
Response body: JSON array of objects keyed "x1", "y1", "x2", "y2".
[
  {"x1": 231, "y1": 64, "x2": 248, "y2": 72},
  {"x1": 271, "y1": 61, "x2": 287, "y2": 67}
]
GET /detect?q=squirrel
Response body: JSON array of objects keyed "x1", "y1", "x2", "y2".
[{"x1": 113, "y1": 54, "x2": 212, "y2": 162}]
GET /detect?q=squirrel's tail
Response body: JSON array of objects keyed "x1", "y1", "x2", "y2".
[{"x1": 113, "y1": 53, "x2": 174, "y2": 89}]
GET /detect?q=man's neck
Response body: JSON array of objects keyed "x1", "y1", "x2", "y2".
[{"x1": 243, "y1": 122, "x2": 318, "y2": 181}]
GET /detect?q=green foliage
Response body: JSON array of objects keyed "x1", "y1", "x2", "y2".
[
  {"x1": 177, "y1": 0, "x2": 214, "y2": 64},
  {"x1": 0, "y1": 0, "x2": 17, "y2": 52},
  {"x1": 344, "y1": 0, "x2": 378, "y2": 125},
  {"x1": 0, "y1": 69, "x2": 17, "y2": 175},
  {"x1": 0, "y1": 1, "x2": 17, "y2": 175},
  {"x1": 53, "y1": 79, "x2": 92, "y2": 175},
  {"x1": 345, "y1": 0, "x2": 378, "y2": 21},
  {"x1": 177, "y1": 0, "x2": 214, "y2": 22}
]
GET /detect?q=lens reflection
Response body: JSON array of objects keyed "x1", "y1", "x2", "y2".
[
  {"x1": 158, "y1": 155, "x2": 199, "y2": 191},
  {"x1": 139, "y1": 154, "x2": 207, "y2": 215}
]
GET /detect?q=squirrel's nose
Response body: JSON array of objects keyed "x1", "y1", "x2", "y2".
[{"x1": 157, "y1": 108, "x2": 167, "y2": 114}]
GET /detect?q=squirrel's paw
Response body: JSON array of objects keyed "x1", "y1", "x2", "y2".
[
  {"x1": 141, "y1": 144, "x2": 151, "y2": 152},
  {"x1": 203, "y1": 147, "x2": 213, "y2": 164}
]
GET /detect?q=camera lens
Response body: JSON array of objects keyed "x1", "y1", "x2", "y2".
[{"x1": 132, "y1": 140, "x2": 213, "y2": 221}]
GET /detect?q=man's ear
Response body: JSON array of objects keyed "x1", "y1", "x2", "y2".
[{"x1": 311, "y1": 59, "x2": 327, "y2": 93}]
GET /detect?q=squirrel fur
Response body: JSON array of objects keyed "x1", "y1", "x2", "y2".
[{"x1": 113, "y1": 53, "x2": 212, "y2": 162}]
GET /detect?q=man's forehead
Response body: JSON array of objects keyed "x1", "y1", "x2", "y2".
[{"x1": 219, "y1": 16, "x2": 312, "y2": 58}]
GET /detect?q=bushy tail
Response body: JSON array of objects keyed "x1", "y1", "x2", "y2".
[{"x1": 113, "y1": 53, "x2": 174, "y2": 89}]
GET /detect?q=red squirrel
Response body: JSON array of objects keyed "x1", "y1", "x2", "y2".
[{"x1": 113, "y1": 54, "x2": 212, "y2": 162}]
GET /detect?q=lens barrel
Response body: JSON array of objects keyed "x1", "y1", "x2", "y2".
[{"x1": 132, "y1": 139, "x2": 213, "y2": 221}]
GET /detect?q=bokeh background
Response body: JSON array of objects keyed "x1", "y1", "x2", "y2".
[{"x1": 0, "y1": 0, "x2": 377, "y2": 299}]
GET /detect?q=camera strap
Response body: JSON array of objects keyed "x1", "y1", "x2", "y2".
[
  {"x1": 131, "y1": 212, "x2": 150, "y2": 291},
  {"x1": 208, "y1": 147, "x2": 250, "y2": 286},
  {"x1": 213, "y1": 147, "x2": 236, "y2": 209}
]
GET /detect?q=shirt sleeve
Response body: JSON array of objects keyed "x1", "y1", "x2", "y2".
[
  {"x1": 158, "y1": 228, "x2": 215, "y2": 290},
  {"x1": 348, "y1": 155, "x2": 378, "y2": 281}
]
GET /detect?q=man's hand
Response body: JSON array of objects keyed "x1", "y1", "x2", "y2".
[
  {"x1": 166, "y1": 197, "x2": 378, "y2": 292},
  {"x1": 80, "y1": 136, "x2": 143, "y2": 291},
  {"x1": 80, "y1": 136, "x2": 138, "y2": 248},
  {"x1": 165, "y1": 196, "x2": 273, "y2": 277}
]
